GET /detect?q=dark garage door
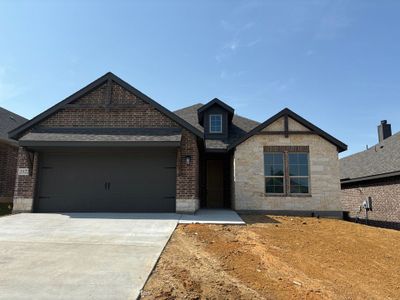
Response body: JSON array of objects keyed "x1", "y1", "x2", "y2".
[{"x1": 35, "y1": 148, "x2": 177, "y2": 212}]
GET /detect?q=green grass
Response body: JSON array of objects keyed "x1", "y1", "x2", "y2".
[{"x1": 0, "y1": 203, "x2": 12, "y2": 216}]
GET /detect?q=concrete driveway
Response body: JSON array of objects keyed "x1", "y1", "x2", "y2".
[{"x1": 0, "y1": 213, "x2": 179, "y2": 300}]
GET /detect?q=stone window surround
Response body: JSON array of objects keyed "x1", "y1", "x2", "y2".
[{"x1": 263, "y1": 145, "x2": 311, "y2": 197}]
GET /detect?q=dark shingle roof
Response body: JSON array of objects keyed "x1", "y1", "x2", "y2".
[
  {"x1": 0, "y1": 107, "x2": 27, "y2": 143},
  {"x1": 20, "y1": 128, "x2": 182, "y2": 146},
  {"x1": 340, "y1": 131, "x2": 400, "y2": 182},
  {"x1": 174, "y1": 103, "x2": 260, "y2": 149}
]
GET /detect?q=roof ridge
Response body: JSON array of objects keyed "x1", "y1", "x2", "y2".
[
  {"x1": 233, "y1": 113, "x2": 260, "y2": 124},
  {"x1": 340, "y1": 130, "x2": 400, "y2": 161},
  {"x1": 0, "y1": 106, "x2": 28, "y2": 121},
  {"x1": 174, "y1": 103, "x2": 204, "y2": 113}
]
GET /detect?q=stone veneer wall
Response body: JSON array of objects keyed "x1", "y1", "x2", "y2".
[
  {"x1": 12, "y1": 81, "x2": 200, "y2": 213},
  {"x1": 341, "y1": 177, "x2": 400, "y2": 230},
  {"x1": 233, "y1": 134, "x2": 341, "y2": 214},
  {"x1": 0, "y1": 143, "x2": 19, "y2": 203}
]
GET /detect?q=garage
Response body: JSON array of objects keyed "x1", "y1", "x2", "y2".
[{"x1": 35, "y1": 148, "x2": 177, "y2": 212}]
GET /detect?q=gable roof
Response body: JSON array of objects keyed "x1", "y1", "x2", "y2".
[
  {"x1": 9, "y1": 72, "x2": 203, "y2": 140},
  {"x1": 197, "y1": 98, "x2": 234, "y2": 125},
  {"x1": 340, "y1": 131, "x2": 400, "y2": 183},
  {"x1": 228, "y1": 108, "x2": 347, "y2": 152},
  {"x1": 175, "y1": 103, "x2": 260, "y2": 150},
  {"x1": 0, "y1": 107, "x2": 27, "y2": 145}
]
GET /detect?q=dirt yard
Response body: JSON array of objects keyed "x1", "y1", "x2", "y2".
[{"x1": 141, "y1": 215, "x2": 400, "y2": 300}]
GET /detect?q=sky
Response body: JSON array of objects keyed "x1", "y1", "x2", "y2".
[{"x1": 0, "y1": 0, "x2": 399, "y2": 156}]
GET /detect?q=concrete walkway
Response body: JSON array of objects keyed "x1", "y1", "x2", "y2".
[
  {"x1": 0, "y1": 213, "x2": 179, "y2": 300},
  {"x1": 179, "y1": 209, "x2": 245, "y2": 225}
]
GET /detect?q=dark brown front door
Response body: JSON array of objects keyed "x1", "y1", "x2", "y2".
[{"x1": 206, "y1": 159, "x2": 224, "y2": 208}]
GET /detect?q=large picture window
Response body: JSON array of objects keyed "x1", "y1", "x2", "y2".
[{"x1": 264, "y1": 147, "x2": 310, "y2": 195}]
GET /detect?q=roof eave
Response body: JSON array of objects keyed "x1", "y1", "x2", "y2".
[
  {"x1": 341, "y1": 170, "x2": 400, "y2": 184},
  {"x1": 228, "y1": 108, "x2": 347, "y2": 152}
]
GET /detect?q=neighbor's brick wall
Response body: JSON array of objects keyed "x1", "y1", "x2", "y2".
[
  {"x1": 0, "y1": 143, "x2": 18, "y2": 203},
  {"x1": 233, "y1": 116, "x2": 341, "y2": 213},
  {"x1": 341, "y1": 177, "x2": 400, "y2": 229},
  {"x1": 12, "y1": 147, "x2": 39, "y2": 213},
  {"x1": 14, "y1": 81, "x2": 200, "y2": 213}
]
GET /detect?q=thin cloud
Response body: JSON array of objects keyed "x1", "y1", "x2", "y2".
[
  {"x1": 215, "y1": 20, "x2": 260, "y2": 63},
  {"x1": 314, "y1": 2, "x2": 352, "y2": 40},
  {"x1": 306, "y1": 49, "x2": 316, "y2": 56},
  {"x1": 220, "y1": 70, "x2": 246, "y2": 80},
  {"x1": 0, "y1": 66, "x2": 22, "y2": 102}
]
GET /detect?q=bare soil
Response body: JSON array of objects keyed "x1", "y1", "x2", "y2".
[{"x1": 141, "y1": 215, "x2": 400, "y2": 300}]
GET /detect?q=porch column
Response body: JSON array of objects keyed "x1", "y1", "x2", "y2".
[
  {"x1": 176, "y1": 130, "x2": 200, "y2": 214},
  {"x1": 13, "y1": 147, "x2": 39, "y2": 213}
]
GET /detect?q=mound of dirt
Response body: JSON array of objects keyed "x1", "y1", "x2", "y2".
[{"x1": 141, "y1": 215, "x2": 400, "y2": 299}]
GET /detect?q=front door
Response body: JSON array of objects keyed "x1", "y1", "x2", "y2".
[{"x1": 206, "y1": 159, "x2": 224, "y2": 208}]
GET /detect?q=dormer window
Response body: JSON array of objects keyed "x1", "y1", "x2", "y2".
[{"x1": 209, "y1": 114, "x2": 222, "y2": 133}]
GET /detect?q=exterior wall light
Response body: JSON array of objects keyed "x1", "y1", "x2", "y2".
[{"x1": 185, "y1": 155, "x2": 191, "y2": 165}]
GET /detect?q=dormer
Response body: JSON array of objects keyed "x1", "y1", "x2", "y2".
[{"x1": 197, "y1": 98, "x2": 234, "y2": 140}]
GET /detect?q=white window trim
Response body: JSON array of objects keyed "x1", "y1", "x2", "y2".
[{"x1": 209, "y1": 114, "x2": 223, "y2": 133}]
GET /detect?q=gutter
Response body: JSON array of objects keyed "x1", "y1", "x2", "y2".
[{"x1": 341, "y1": 170, "x2": 400, "y2": 184}]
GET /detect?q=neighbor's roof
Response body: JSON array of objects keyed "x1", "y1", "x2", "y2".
[
  {"x1": 340, "y1": 131, "x2": 400, "y2": 183},
  {"x1": 174, "y1": 103, "x2": 260, "y2": 150},
  {"x1": 0, "y1": 107, "x2": 27, "y2": 144}
]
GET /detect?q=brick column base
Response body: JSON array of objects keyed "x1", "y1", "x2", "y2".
[
  {"x1": 0, "y1": 197, "x2": 13, "y2": 203},
  {"x1": 176, "y1": 198, "x2": 199, "y2": 214},
  {"x1": 13, "y1": 198, "x2": 34, "y2": 213}
]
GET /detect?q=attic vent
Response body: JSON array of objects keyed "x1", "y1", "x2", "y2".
[{"x1": 9, "y1": 115, "x2": 15, "y2": 121}]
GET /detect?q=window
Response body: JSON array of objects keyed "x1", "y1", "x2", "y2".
[
  {"x1": 209, "y1": 114, "x2": 222, "y2": 133},
  {"x1": 288, "y1": 153, "x2": 309, "y2": 194},
  {"x1": 264, "y1": 153, "x2": 284, "y2": 194},
  {"x1": 264, "y1": 149, "x2": 310, "y2": 195}
]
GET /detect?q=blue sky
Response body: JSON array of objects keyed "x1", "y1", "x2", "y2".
[{"x1": 1, "y1": 0, "x2": 399, "y2": 156}]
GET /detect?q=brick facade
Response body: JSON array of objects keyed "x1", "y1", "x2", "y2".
[
  {"x1": 0, "y1": 143, "x2": 19, "y2": 203},
  {"x1": 341, "y1": 177, "x2": 400, "y2": 230},
  {"x1": 13, "y1": 81, "x2": 199, "y2": 213}
]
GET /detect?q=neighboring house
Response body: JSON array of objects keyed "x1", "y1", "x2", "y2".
[
  {"x1": 0, "y1": 107, "x2": 27, "y2": 203},
  {"x1": 341, "y1": 120, "x2": 400, "y2": 229},
  {"x1": 9, "y1": 72, "x2": 347, "y2": 215}
]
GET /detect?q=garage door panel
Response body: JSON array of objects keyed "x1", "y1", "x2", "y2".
[{"x1": 36, "y1": 148, "x2": 177, "y2": 212}]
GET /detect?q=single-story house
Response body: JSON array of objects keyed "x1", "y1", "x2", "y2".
[
  {"x1": 341, "y1": 120, "x2": 400, "y2": 229},
  {"x1": 0, "y1": 107, "x2": 27, "y2": 203},
  {"x1": 9, "y1": 72, "x2": 347, "y2": 215}
]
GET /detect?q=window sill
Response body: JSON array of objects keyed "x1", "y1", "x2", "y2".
[{"x1": 264, "y1": 193, "x2": 312, "y2": 198}]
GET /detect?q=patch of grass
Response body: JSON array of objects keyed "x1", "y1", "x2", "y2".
[{"x1": 0, "y1": 203, "x2": 12, "y2": 216}]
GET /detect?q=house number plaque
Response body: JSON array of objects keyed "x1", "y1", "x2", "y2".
[{"x1": 18, "y1": 168, "x2": 30, "y2": 176}]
